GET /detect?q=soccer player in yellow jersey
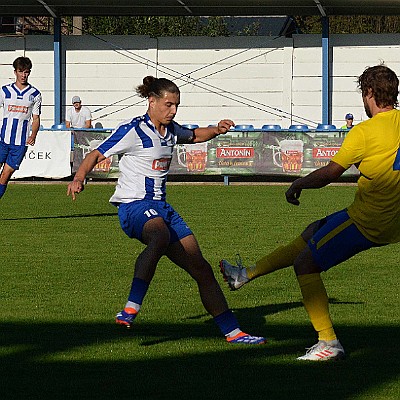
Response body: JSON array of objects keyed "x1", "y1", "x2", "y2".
[{"x1": 220, "y1": 64, "x2": 400, "y2": 361}]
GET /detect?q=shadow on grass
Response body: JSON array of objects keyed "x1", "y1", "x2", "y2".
[
  {"x1": 0, "y1": 303, "x2": 397, "y2": 400},
  {"x1": 189, "y1": 298, "x2": 363, "y2": 330},
  {"x1": 0, "y1": 212, "x2": 117, "y2": 221}
]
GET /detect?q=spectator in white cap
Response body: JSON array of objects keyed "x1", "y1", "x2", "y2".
[
  {"x1": 66, "y1": 96, "x2": 92, "y2": 129},
  {"x1": 341, "y1": 113, "x2": 354, "y2": 129}
]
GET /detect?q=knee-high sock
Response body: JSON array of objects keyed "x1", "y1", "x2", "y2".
[
  {"x1": 124, "y1": 278, "x2": 149, "y2": 314},
  {"x1": 247, "y1": 235, "x2": 307, "y2": 279},
  {"x1": 297, "y1": 273, "x2": 336, "y2": 342}
]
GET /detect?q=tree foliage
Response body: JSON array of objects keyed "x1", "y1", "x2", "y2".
[
  {"x1": 295, "y1": 15, "x2": 400, "y2": 34},
  {"x1": 83, "y1": 16, "x2": 230, "y2": 37},
  {"x1": 63, "y1": 15, "x2": 400, "y2": 37}
]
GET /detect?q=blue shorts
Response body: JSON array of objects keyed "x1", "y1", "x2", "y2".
[
  {"x1": 308, "y1": 209, "x2": 384, "y2": 271},
  {"x1": 117, "y1": 199, "x2": 193, "y2": 244},
  {"x1": 0, "y1": 141, "x2": 28, "y2": 170}
]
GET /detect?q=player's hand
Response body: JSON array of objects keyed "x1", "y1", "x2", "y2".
[
  {"x1": 285, "y1": 181, "x2": 302, "y2": 206},
  {"x1": 217, "y1": 119, "x2": 235, "y2": 134},
  {"x1": 26, "y1": 135, "x2": 36, "y2": 146},
  {"x1": 67, "y1": 179, "x2": 85, "y2": 201}
]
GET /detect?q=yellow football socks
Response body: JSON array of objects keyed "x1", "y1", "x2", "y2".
[
  {"x1": 297, "y1": 273, "x2": 337, "y2": 342},
  {"x1": 247, "y1": 235, "x2": 307, "y2": 280}
]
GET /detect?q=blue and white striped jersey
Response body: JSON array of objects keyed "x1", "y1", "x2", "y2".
[
  {"x1": 0, "y1": 83, "x2": 42, "y2": 146},
  {"x1": 97, "y1": 113, "x2": 194, "y2": 204}
]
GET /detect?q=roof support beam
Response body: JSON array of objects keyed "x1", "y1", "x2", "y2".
[
  {"x1": 176, "y1": 0, "x2": 193, "y2": 15},
  {"x1": 314, "y1": 0, "x2": 327, "y2": 17},
  {"x1": 37, "y1": 0, "x2": 58, "y2": 18}
]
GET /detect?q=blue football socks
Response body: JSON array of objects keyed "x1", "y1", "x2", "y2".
[
  {"x1": 127, "y1": 277, "x2": 149, "y2": 305},
  {"x1": 213, "y1": 309, "x2": 240, "y2": 336}
]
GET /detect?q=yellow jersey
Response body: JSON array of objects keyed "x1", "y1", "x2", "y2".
[{"x1": 332, "y1": 109, "x2": 400, "y2": 244}]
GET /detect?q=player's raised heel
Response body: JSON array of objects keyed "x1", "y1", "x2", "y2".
[
  {"x1": 219, "y1": 258, "x2": 250, "y2": 291},
  {"x1": 227, "y1": 332, "x2": 266, "y2": 345},
  {"x1": 115, "y1": 307, "x2": 138, "y2": 329}
]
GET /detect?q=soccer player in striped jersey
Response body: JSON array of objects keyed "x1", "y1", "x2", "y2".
[
  {"x1": 0, "y1": 57, "x2": 42, "y2": 199},
  {"x1": 220, "y1": 64, "x2": 400, "y2": 360},
  {"x1": 67, "y1": 76, "x2": 265, "y2": 345}
]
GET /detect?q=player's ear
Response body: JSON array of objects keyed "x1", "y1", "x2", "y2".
[{"x1": 148, "y1": 96, "x2": 156, "y2": 109}]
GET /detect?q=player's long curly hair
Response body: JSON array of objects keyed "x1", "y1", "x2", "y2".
[
  {"x1": 136, "y1": 76, "x2": 180, "y2": 99},
  {"x1": 358, "y1": 64, "x2": 399, "y2": 108}
]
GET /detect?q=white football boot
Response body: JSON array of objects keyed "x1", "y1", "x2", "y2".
[
  {"x1": 297, "y1": 340, "x2": 345, "y2": 361},
  {"x1": 219, "y1": 257, "x2": 250, "y2": 291}
]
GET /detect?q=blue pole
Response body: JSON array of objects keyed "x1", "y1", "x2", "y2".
[
  {"x1": 322, "y1": 16, "x2": 330, "y2": 125},
  {"x1": 54, "y1": 18, "x2": 62, "y2": 125}
]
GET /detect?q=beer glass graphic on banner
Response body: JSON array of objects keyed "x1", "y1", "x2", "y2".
[
  {"x1": 177, "y1": 142, "x2": 208, "y2": 172},
  {"x1": 89, "y1": 139, "x2": 112, "y2": 172},
  {"x1": 273, "y1": 139, "x2": 304, "y2": 173}
]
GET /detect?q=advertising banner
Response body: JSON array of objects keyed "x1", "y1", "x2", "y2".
[
  {"x1": 72, "y1": 129, "x2": 118, "y2": 179},
  {"x1": 12, "y1": 131, "x2": 71, "y2": 179},
  {"x1": 169, "y1": 130, "x2": 358, "y2": 177},
  {"x1": 73, "y1": 129, "x2": 359, "y2": 179}
]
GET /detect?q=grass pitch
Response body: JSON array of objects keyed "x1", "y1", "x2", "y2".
[{"x1": 0, "y1": 183, "x2": 398, "y2": 399}]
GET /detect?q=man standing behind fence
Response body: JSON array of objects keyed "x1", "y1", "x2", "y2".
[
  {"x1": 0, "y1": 56, "x2": 42, "y2": 199},
  {"x1": 341, "y1": 113, "x2": 355, "y2": 129},
  {"x1": 66, "y1": 96, "x2": 92, "y2": 129}
]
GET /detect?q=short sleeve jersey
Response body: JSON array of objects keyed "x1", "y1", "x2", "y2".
[
  {"x1": 332, "y1": 109, "x2": 400, "y2": 244},
  {"x1": 0, "y1": 83, "x2": 42, "y2": 145},
  {"x1": 97, "y1": 113, "x2": 194, "y2": 204},
  {"x1": 66, "y1": 105, "x2": 92, "y2": 128}
]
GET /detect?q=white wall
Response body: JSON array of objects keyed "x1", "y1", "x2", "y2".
[{"x1": 1, "y1": 33, "x2": 400, "y2": 129}]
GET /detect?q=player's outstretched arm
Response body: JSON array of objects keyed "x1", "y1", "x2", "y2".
[
  {"x1": 285, "y1": 161, "x2": 346, "y2": 205},
  {"x1": 193, "y1": 119, "x2": 235, "y2": 143},
  {"x1": 67, "y1": 149, "x2": 106, "y2": 200}
]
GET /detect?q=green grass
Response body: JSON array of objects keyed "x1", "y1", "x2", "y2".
[{"x1": 0, "y1": 183, "x2": 399, "y2": 399}]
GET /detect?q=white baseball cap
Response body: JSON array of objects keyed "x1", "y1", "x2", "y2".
[{"x1": 72, "y1": 96, "x2": 81, "y2": 104}]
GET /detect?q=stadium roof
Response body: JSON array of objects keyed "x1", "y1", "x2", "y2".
[{"x1": 1, "y1": 0, "x2": 400, "y2": 17}]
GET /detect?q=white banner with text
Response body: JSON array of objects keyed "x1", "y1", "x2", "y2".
[{"x1": 12, "y1": 131, "x2": 71, "y2": 179}]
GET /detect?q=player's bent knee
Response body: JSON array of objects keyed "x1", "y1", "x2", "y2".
[{"x1": 294, "y1": 248, "x2": 321, "y2": 276}]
